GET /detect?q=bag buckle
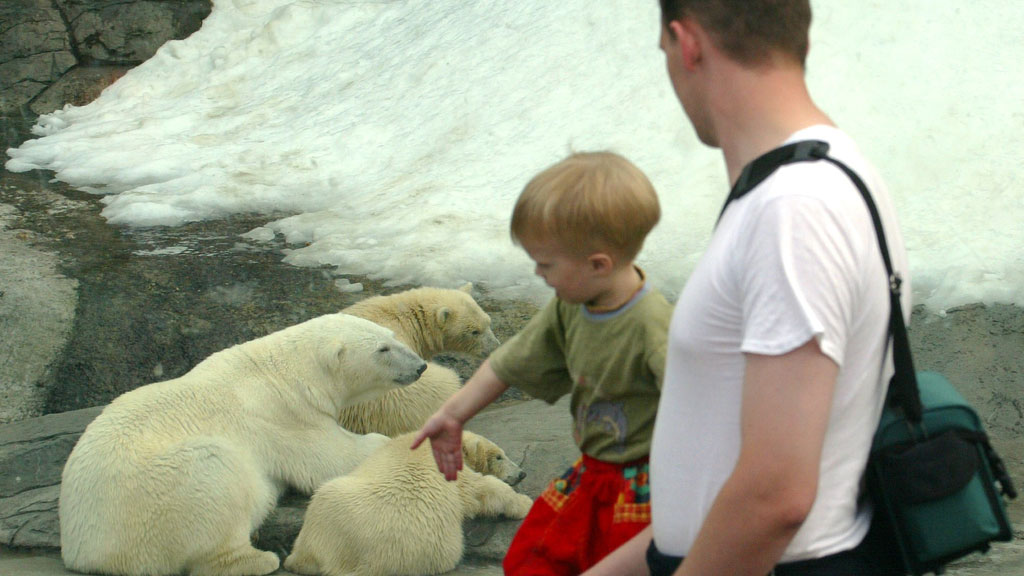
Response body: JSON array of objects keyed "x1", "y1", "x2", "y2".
[{"x1": 889, "y1": 272, "x2": 903, "y2": 296}]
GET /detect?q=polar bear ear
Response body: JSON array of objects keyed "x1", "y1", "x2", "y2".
[
  {"x1": 458, "y1": 282, "x2": 473, "y2": 294},
  {"x1": 460, "y1": 433, "x2": 483, "y2": 469},
  {"x1": 435, "y1": 307, "x2": 452, "y2": 326},
  {"x1": 324, "y1": 338, "x2": 346, "y2": 366}
]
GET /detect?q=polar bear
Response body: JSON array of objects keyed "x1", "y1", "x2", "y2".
[
  {"x1": 59, "y1": 313, "x2": 427, "y2": 576},
  {"x1": 339, "y1": 284, "x2": 500, "y2": 436},
  {"x1": 341, "y1": 283, "x2": 499, "y2": 360},
  {"x1": 284, "y1": 431, "x2": 532, "y2": 576}
]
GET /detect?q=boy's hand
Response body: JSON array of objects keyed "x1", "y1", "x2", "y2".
[
  {"x1": 410, "y1": 412, "x2": 464, "y2": 481},
  {"x1": 410, "y1": 358, "x2": 508, "y2": 481}
]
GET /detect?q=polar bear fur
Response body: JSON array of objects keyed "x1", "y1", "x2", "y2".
[
  {"x1": 339, "y1": 283, "x2": 500, "y2": 436},
  {"x1": 59, "y1": 313, "x2": 427, "y2": 576},
  {"x1": 284, "y1": 431, "x2": 532, "y2": 576}
]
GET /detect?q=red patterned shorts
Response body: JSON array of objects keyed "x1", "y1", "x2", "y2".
[{"x1": 503, "y1": 454, "x2": 651, "y2": 575}]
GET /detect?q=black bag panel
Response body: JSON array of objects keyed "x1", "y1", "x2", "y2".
[{"x1": 879, "y1": 430, "x2": 981, "y2": 505}]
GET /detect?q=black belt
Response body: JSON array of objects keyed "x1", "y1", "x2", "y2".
[{"x1": 646, "y1": 536, "x2": 898, "y2": 576}]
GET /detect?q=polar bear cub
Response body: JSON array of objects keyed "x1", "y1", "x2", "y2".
[
  {"x1": 340, "y1": 283, "x2": 501, "y2": 436},
  {"x1": 284, "y1": 431, "x2": 533, "y2": 576},
  {"x1": 59, "y1": 313, "x2": 426, "y2": 576}
]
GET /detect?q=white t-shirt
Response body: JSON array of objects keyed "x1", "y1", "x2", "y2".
[{"x1": 650, "y1": 125, "x2": 911, "y2": 561}]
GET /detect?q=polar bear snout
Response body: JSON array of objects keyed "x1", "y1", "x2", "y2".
[
  {"x1": 404, "y1": 357, "x2": 428, "y2": 382},
  {"x1": 385, "y1": 343, "x2": 427, "y2": 385},
  {"x1": 499, "y1": 459, "x2": 527, "y2": 486},
  {"x1": 479, "y1": 327, "x2": 500, "y2": 355}
]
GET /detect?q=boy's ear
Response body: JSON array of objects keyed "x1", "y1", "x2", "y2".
[{"x1": 588, "y1": 253, "x2": 614, "y2": 274}]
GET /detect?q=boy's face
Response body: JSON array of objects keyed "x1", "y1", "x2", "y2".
[{"x1": 520, "y1": 238, "x2": 602, "y2": 305}]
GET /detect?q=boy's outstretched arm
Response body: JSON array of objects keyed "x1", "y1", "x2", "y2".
[{"x1": 411, "y1": 358, "x2": 509, "y2": 481}]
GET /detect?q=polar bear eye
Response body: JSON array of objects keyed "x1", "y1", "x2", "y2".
[
  {"x1": 377, "y1": 345, "x2": 391, "y2": 353},
  {"x1": 471, "y1": 329, "x2": 481, "y2": 336},
  {"x1": 495, "y1": 455, "x2": 504, "y2": 461}
]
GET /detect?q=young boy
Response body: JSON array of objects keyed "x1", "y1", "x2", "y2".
[{"x1": 411, "y1": 151, "x2": 673, "y2": 575}]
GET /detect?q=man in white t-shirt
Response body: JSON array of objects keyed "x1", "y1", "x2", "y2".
[{"x1": 585, "y1": 2, "x2": 909, "y2": 575}]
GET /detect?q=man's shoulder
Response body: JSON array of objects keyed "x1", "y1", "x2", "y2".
[
  {"x1": 753, "y1": 144, "x2": 875, "y2": 219},
  {"x1": 771, "y1": 127, "x2": 878, "y2": 193}
]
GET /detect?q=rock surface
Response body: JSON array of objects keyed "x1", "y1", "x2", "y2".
[
  {"x1": 1, "y1": 0, "x2": 210, "y2": 116},
  {"x1": 0, "y1": 407, "x2": 100, "y2": 548},
  {"x1": 0, "y1": 202, "x2": 78, "y2": 423}
]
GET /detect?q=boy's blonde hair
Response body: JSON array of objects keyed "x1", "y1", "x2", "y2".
[{"x1": 511, "y1": 151, "x2": 660, "y2": 261}]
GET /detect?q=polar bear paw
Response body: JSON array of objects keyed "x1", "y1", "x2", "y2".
[
  {"x1": 473, "y1": 475, "x2": 535, "y2": 519},
  {"x1": 508, "y1": 492, "x2": 534, "y2": 518},
  {"x1": 191, "y1": 546, "x2": 279, "y2": 576}
]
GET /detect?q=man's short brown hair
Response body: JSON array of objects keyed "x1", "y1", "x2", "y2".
[
  {"x1": 510, "y1": 151, "x2": 660, "y2": 262},
  {"x1": 659, "y1": 0, "x2": 811, "y2": 67}
]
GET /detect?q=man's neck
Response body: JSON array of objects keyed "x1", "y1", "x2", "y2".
[{"x1": 707, "y1": 61, "x2": 834, "y2": 185}]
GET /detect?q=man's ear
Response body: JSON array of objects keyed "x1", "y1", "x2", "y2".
[
  {"x1": 588, "y1": 253, "x2": 614, "y2": 274},
  {"x1": 670, "y1": 18, "x2": 702, "y2": 71}
]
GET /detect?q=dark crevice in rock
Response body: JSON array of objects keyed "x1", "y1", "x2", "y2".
[{"x1": 50, "y1": 0, "x2": 81, "y2": 62}]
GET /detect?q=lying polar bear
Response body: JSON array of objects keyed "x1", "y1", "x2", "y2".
[
  {"x1": 339, "y1": 284, "x2": 501, "y2": 436},
  {"x1": 284, "y1": 431, "x2": 532, "y2": 576},
  {"x1": 59, "y1": 313, "x2": 426, "y2": 576}
]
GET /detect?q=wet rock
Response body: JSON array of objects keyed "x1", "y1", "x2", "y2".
[
  {"x1": 0, "y1": 198, "x2": 79, "y2": 424},
  {"x1": 0, "y1": 407, "x2": 100, "y2": 548},
  {"x1": 0, "y1": 2, "x2": 76, "y2": 114},
  {"x1": 28, "y1": 65, "x2": 127, "y2": 116},
  {"x1": 63, "y1": 1, "x2": 210, "y2": 64},
  {"x1": 0, "y1": 0, "x2": 211, "y2": 115}
]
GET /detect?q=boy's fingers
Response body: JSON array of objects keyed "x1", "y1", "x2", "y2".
[
  {"x1": 409, "y1": 430, "x2": 427, "y2": 450},
  {"x1": 435, "y1": 447, "x2": 462, "y2": 481},
  {"x1": 432, "y1": 447, "x2": 449, "y2": 471},
  {"x1": 410, "y1": 416, "x2": 443, "y2": 450}
]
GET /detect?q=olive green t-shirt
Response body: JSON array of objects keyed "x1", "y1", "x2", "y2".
[{"x1": 489, "y1": 285, "x2": 672, "y2": 463}]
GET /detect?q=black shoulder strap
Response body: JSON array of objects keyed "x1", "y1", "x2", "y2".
[{"x1": 721, "y1": 140, "x2": 923, "y2": 422}]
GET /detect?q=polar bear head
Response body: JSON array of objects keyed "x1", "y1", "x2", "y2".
[
  {"x1": 310, "y1": 314, "x2": 427, "y2": 407},
  {"x1": 342, "y1": 283, "x2": 500, "y2": 359},
  {"x1": 462, "y1": 431, "x2": 526, "y2": 486},
  {"x1": 432, "y1": 283, "x2": 501, "y2": 357}
]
